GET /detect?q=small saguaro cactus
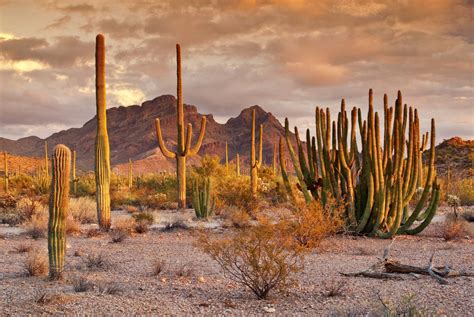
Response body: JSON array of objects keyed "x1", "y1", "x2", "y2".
[
  {"x1": 71, "y1": 150, "x2": 79, "y2": 195},
  {"x1": 155, "y1": 44, "x2": 207, "y2": 209},
  {"x1": 250, "y1": 109, "x2": 263, "y2": 195},
  {"x1": 94, "y1": 34, "x2": 111, "y2": 229},
  {"x1": 236, "y1": 153, "x2": 240, "y2": 176},
  {"x1": 44, "y1": 141, "x2": 49, "y2": 179},
  {"x1": 48, "y1": 144, "x2": 71, "y2": 280},
  {"x1": 3, "y1": 152, "x2": 8, "y2": 193},
  {"x1": 225, "y1": 142, "x2": 229, "y2": 171},
  {"x1": 272, "y1": 143, "x2": 277, "y2": 174},
  {"x1": 128, "y1": 159, "x2": 133, "y2": 189}
]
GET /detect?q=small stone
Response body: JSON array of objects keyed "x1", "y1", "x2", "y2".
[
  {"x1": 263, "y1": 307, "x2": 276, "y2": 313},
  {"x1": 198, "y1": 276, "x2": 205, "y2": 283},
  {"x1": 160, "y1": 277, "x2": 167, "y2": 283}
]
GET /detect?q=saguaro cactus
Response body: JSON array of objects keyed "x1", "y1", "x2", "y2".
[
  {"x1": 250, "y1": 109, "x2": 263, "y2": 195},
  {"x1": 272, "y1": 143, "x2": 277, "y2": 174},
  {"x1": 94, "y1": 34, "x2": 111, "y2": 229},
  {"x1": 3, "y1": 152, "x2": 8, "y2": 193},
  {"x1": 48, "y1": 144, "x2": 71, "y2": 280},
  {"x1": 71, "y1": 150, "x2": 79, "y2": 195},
  {"x1": 225, "y1": 142, "x2": 229, "y2": 171},
  {"x1": 44, "y1": 141, "x2": 49, "y2": 179},
  {"x1": 236, "y1": 153, "x2": 240, "y2": 176},
  {"x1": 155, "y1": 44, "x2": 206, "y2": 209},
  {"x1": 128, "y1": 159, "x2": 133, "y2": 189}
]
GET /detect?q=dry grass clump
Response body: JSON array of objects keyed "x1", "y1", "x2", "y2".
[
  {"x1": 175, "y1": 265, "x2": 194, "y2": 278},
  {"x1": 69, "y1": 197, "x2": 96, "y2": 224},
  {"x1": 323, "y1": 279, "x2": 346, "y2": 297},
  {"x1": 26, "y1": 212, "x2": 48, "y2": 239},
  {"x1": 97, "y1": 282, "x2": 123, "y2": 295},
  {"x1": 283, "y1": 199, "x2": 344, "y2": 249},
  {"x1": 222, "y1": 207, "x2": 251, "y2": 228},
  {"x1": 72, "y1": 275, "x2": 93, "y2": 292},
  {"x1": 443, "y1": 215, "x2": 469, "y2": 241},
  {"x1": 85, "y1": 228, "x2": 103, "y2": 238},
  {"x1": 198, "y1": 218, "x2": 304, "y2": 299},
  {"x1": 151, "y1": 259, "x2": 165, "y2": 276},
  {"x1": 84, "y1": 254, "x2": 109, "y2": 270},
  {"x1": 110, "y1": 230, "x2": 128, "y2": 243},
  {"x1": 114, "y1": 218, "x2": 136, "y2": 234},
  {"x1": 132, "y1": 212, "x2": 154, "y2": 233},
  {"x1": 14, "y1": 243, "x2": 32, "y2": 253},
  {"x1": 65, "y1": 216, "x2": 82, "y2": 235},
  {"x1": 23, "y1": 251, "x2": 48, "y2": 277}
]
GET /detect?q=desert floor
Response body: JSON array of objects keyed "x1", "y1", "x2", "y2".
[{"x1": 0, "y1": 209, "x2": 473, "y2": 316}]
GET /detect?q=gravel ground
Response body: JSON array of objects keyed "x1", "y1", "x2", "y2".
[{"x1": 0, "y1": 211, "x2": 472, "y2": 316}]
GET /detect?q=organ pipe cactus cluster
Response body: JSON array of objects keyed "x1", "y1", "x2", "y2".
[
  {"x1": 48, "y1": 144, "x2": 71, "y2": 280},
  {"x1": 3, "y1": 152, "x2": 8, "y2": 193},
  {"x1": 155, "y1": 44, "x2": 207, "y2": 209},
  {"x1": 250, "y1": 109, "x2": 263, "y2": 195},
  {"x1": 192, "y1": 177, "x2": 214, "y2": 219},
  {"x1": 95, "y1": 34, "x2": 111, "y2": 230},
  {"x1": 281, "y1": 89, "x2": 440, "y2": 237}
]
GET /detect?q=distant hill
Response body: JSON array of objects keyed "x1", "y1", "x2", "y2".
[
  {"x1": 433, "y1": 137, "x2": 473, "y2": 177},
  {"x1": 0, "y1": 95, "x2": 289, "y2": 173}
]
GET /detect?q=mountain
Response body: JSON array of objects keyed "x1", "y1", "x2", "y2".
[
  {"x1": 432, "y1": 137, "x2": 473, "y2": 177},
  {"x1": 0, "y1": 95, "x2": 288, "y2": 173}
]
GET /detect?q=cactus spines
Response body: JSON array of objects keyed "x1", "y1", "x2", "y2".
[
  {"x1": 155, "y1": 44, "x2": 207, "y2": 209},
  {"x1": 236, "y1": 153, "x2": 240, "y2": 176},
  {"x1": 48, "y1": 144, "x2": 71, "y2": 280},
  {"x1": 3, "y1": 152, "x2": 8, "y2": 193},
  {"x1": 250, "y1": 109, "x2": 263, "y2": 195},
  {"x1": 283, "y1": 89, "x2": 439, "y2": 237},
  {"x1": 94, "y1": 34, "x2": 111, "y2": 230},
  {"x1": 128, "y1": 159, "x2": 133, "y2": 189}
]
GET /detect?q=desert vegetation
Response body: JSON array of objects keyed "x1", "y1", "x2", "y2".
[{"x1": 0, "y1": 33, "x2": 472, "y2": 316}]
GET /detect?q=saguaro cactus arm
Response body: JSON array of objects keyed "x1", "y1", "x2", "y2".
[
  {"x1": 155, "y1": 119, "x2": 177, "y2": 159},
  {"x1": 189, "y1": 116, "x2": 207, "y2": 155}
]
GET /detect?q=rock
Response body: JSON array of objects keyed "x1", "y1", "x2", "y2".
[
  {"x1": 198, "y1": 276, "x2": 205, "y2": 283},
  {"x1": 263, "y1": 307, "x2": 276, "y2": 313}
]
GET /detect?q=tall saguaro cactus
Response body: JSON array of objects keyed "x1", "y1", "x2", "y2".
[
  {"x1": 225, "y1": 142, "x2": 229, "y2": 171},
  {"x1": 71, "y1": 150, "x2": 78, "y2": 195},
  {"x1": 48, "y1": 144, "x2": 71, "y2": 280},
  {"x1": 94, "y1": 34, "x2": 111, "y2": 229},
  {"x1": 155, "y1": 44, "x2": 207, "y2": 209},
  {"x1": 236, "y1": 153, "x2": 240, "y2": 176},
  {"x1": 128, "y1": 159, "x2": 133, "y2": 189},
  {"x1": 3, "y1": 152, "x2": 8, "y2": 193},
  {"x1": 44, "y1": 141, "x2": 49, "y2": 179},
  {"x1": 250, "y1": 109, "x2": 263, "y2": 195}
]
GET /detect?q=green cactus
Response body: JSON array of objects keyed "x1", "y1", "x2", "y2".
[
  {"x1": 128, "y1": 159, "x2": 133, "y2": 189},
  {"x1": 94, "y1": 34, "x2": 111, "y2": 230},
  {"x1": 155, "y1": 44, "x2": 207, "y2": 209},
  {"x1": 225, "y1": 141, "x2": 229, "y2": 171},
  {"x1": 282, "y1": 89, "x2": 439, "y2": 237},
  {"x1": 71, "y1": 150, "x2": 79, "y2": 195},
  {"x1": 44, "y1": 141, "x2": 49, "y2": 179},
  {"x1": 272, "y1": 143, "x2": 277, "y2": 174},
  {"x1": 48, "y1": 144, "x2": 71, "y2": 280},
  {"x1": 235, "y1": 153, "x2": 240, "y2": 176},
  {"x1": 250, "y1": 109, "x2": 263, "y2": 195},
  {"x1": 3, "y1": 152, "x2": 8, "y2": 193},
  {"x1": 192, "y1": 177, "x2": 214, "y2": 219}
]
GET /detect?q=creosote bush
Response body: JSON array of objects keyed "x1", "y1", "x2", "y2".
[
  {"x1": 24, "y1": 252, "x2": 48, "y2": 277},
  {"x1": 198, "y1": 218, "x2": 304, "y2": 299},
  {"x1": 443, "y1": 215, "x2": 468, "y2": 241}
]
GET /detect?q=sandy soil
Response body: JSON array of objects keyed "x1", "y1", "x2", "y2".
[{"x1": 0, "y1": 210, "x2": 473, "y2": 316}]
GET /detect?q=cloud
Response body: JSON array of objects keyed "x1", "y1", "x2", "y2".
[{"x1": 45, "y1": 15, "x2": 71, "y2": 29}]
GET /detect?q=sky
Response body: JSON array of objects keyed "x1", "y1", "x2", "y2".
[{"x1": 0, "y1": 0, "x2": 472, "y2": 142}]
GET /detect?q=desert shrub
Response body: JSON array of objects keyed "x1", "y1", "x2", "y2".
[
  {"x1": 75, "y1": 173, "x2": 95, "y2": 197},
  {"x1": 125, "y1": 205, "x2": 139, "y2": 213},
  {"x1": 23, "y1": 252, "x2": 48, "y2": 276},
  {"x1": 198, "y1": 219, "x2": 304, "y2": 299},
  {"x1": 1, "y1": 196, "x2": 47, "y2": 226},
  {"x1": 283, "y1": 199, "x2": 344, "y2": 249},
  {"x1": 135, "y1": 220, "x2": 149, "y2": 233},
  {"x1": 221, "y1": 207, "x2": 251, "y2": 228},
  {"x1": 442, "y1": 177, "x2": 474, "y2": 206},
  {"x1": 443, "y1": 216, "x2": 468, "y2": 241},
  {"x1": 69, "y1": 197, "x2": 96, "y2": 223},
  {"x1": 151, "y1": 259, "x2": 164, "y2": 276},
  {"x1": 14, "y1": 243, "x2": 32, "y2": 253},
  {"x1": 84, "y1": 254, "x2": 109, "y2": 270},
  {"x1": 132, "y1": 211, "x2": 154, "y2": 225},
  {"x1": 175, "y1": 265, "x2": 194, "y2": 278},
  {"x1": 26, "y1": 212, "x2": 48, "y2": 239},
  {"x1": 97, "y1": 282, "x2": 122, "y2": 295},
  {"x1": 72, "y1": 275, "x2": 93, "y2": 292},
  {"x1": 215, "y1": 175, "x2": 257, "y2": 211},
  {"x1": 110, "y1": 230, "x2": 128, "y2": 243},
  {"x1": 323, "y1": 279, "x2": 346, "y2": 297},
  {"x1": 85, "y1": 228, "x2": 103, "y2": 238},
  {"x1": 65, "y1": 216, "x2": 82, "y2": 235},
  {"x1": 114, "y1": 218, "x2": 136, "y2": 234},
  {"x1": 378, "y1": 293, "x2": 430, "y2": 317}
]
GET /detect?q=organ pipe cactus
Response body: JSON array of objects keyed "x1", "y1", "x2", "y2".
[
  {"x1": 3, "y1": 152, "x2": 8, "y2": 193},
  {"x1": 48, "y1": 144, "x2": 71, "y2": 280},
  {"x1": 250, "y1": 109, "x2": 263, "y2": 195},
  {"x1": 94, "y1": 34, "x2": 111, "y2": 230},
  {"x1": 155, "y1": 44, "x2": 207, "y2": 209},
  {"x1": 192, "y1": 177, "x2": 214, "y2": 219},
  {"x1": 282, "y1": 89, "x2": 440, "y2": 237}
]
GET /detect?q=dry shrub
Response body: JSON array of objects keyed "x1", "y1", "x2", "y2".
[
  {"x1": 26, "y1": 212, "x2": 48, "y2": 239},
  {"x1": 132, "y1": 211, "x2": 154, "y2": 224},
  {"x1": 125, "y1": 205, "x2": 139, "y2": 214},
  {"x1": 222, "y1": 207, "x2": 251, "y2": 228},
  {"x1": 323, "y1": 279, "x2": 346, "y2": 297},
  {"x1": 72, "y1": 275, "x2": 93, "y2": 292},
  {"x1": 84, "y1": 253, "x2": 108, "y2": 270},
  {"x1": 175, "y1": 265, "x2": 194, "y2": 278},
  {"x1": 24, "y1": 252, "x2": 48, "y2": 277},
  {"x1": 97, "y1": 282, "x2": 122, "y2": 295},
  {"x1": 215, "y1": 175, "x2": 258, "y2": 211},
  {"x1": 65, "y1": 216, "x2": 81, "y2": 235},
  {"x1": 443, "y1": 216, "x2": 468, "y2": 241},
  {"x1": 283, "y1": 199, "x2": 344, "y2": 249},
  {"x1": 110, "y1": 230, "x2": 128, "y2": 243},
  {"x1": 85, "y1": 228, "x2": 103, "y2": 238},
  {"x1": 198, "y1": 219, "x2": 304, "y2": 299},
  {"x1": 14, "y1": 243, "x2": 32, "y2": 253},
  {"x1": 114, "y1": 218, "x2": 136, "y2": 234},
  {"x1": 69, "y1": 197, "x2": 96, "y2": 224},
  {"x1": 33, "y1": 290, "x2": 67, "y2": 305},
  {"x1": 135, "y1": 220, "x2": 149, "y2": 233},
  {"x1": 151, "y1": 259, "x2": 164, "y2": 276}
]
